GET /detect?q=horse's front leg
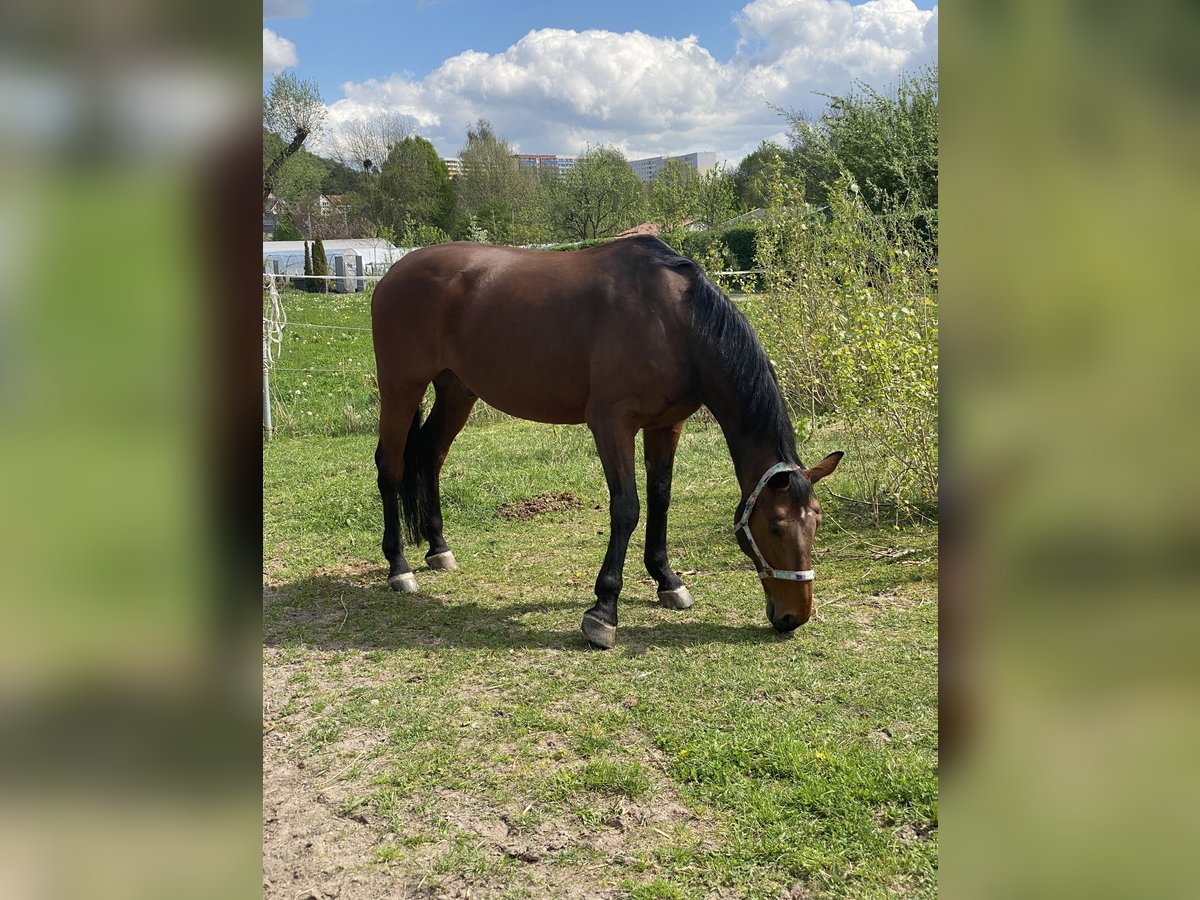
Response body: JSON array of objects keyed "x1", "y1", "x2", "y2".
[
  {"x1": 643, "y1": 422, "x2": 693, "y2": 610},
  {"x1": 582, "y1": 420, "x2": 639, "y2": 649}
]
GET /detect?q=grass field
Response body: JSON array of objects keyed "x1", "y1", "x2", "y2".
[{"x1": 263, "y1": 286, "x2": 938, "y2": 899}]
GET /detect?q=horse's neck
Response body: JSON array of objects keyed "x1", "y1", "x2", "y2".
[{"x1": 704, "y1": 389, "x2": 788, "y2": 499}]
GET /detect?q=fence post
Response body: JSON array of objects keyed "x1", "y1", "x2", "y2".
[{"x1": 263, "y1": 330, "x2": 273, "y2": 439}]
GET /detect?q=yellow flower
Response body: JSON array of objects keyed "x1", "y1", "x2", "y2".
[
  {"x1": 679, "y1": 748, "x2": 690, "y2": 758},
  {"x1": 814, "y1": 751, "x2": 827, "y2": 760}
]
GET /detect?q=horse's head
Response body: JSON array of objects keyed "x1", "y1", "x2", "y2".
[{"x1": 735, "y1": 451, "x2": 844, "y2": 632}]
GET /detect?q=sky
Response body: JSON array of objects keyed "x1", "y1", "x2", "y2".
[{"x1": 263, "y1": 0, "x2": 937, "y2": 168}]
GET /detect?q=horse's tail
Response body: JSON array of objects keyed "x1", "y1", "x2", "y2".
[{"x1": 399, "y1": 401, "x2": 443, "y2": 545}]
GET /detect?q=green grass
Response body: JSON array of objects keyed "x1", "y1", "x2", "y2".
[{"x1": 264, "y1": 286, "x2": 938, "y2": 898}]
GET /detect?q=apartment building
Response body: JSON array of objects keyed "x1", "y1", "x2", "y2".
[
  {"x1": 628, "y1": 151, "x2": 718, "y2": 183},
  {"x1": 514, "y1": 154, "x2": 577, "y2": 175}
]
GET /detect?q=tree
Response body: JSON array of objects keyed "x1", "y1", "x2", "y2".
[
  {"x1": 692, "y1": 167, "x2": 737, "y2": 229},
  {"x1": 547, "y1": 146, "x2": 645, "y2": 241},
  {"x1": 263, "y1": 131, "x2": 326, "y2": 207},
  {"x1": 732, "y1": 140, "x2": 793, "y2": 211},
  {"x1": 455, "y1": 119, "x2": 538, "y2": 245},
  {"x1": 649, "y1": 159, "x2": 696, "y2": 234},
  {"x1": 786, "y1": 67, "x2": 938, "y2": 217},
  {"x1": 371, "y1": 137, "x2": 460, "y2": 238},
  {"x1": 329, "y1": 111, "x2": 414, "y2": 179},
  {"x1": 321, "y1": 158, "x2": 369, "y2": 196},
  {"x1": 263, "y1": 73, "x2": 327, "y2": 203},
  {"x1": 303, "y1": 240, "x2": 312, "y2": 291}
]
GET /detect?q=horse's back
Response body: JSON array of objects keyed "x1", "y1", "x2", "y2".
[{"x1": 372, "y1": 239, "x2": 699, "y2": 426}]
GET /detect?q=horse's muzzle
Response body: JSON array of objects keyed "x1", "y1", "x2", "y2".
[{"x1": 766, "y1": 600, "x2": 806, "y2": 633}]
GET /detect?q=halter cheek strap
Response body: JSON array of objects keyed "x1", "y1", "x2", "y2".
[{"x1": 734, "y1": 462, "x2": 816, "y2": 583}]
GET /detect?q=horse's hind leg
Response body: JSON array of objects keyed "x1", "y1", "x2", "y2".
[
  {"x1": 376, "y1": 382, "x2": 427, "y2": 592},
  {"x1": 643, "y1": 422, "x2": 694, "y2": 610},
  {"x1": 421, "y1": 371, "x2": 477, "y2": 570}
]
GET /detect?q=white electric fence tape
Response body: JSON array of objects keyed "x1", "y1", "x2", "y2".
[{"x1": 263, "y1": 273, "x2": 287, "y2": 367}]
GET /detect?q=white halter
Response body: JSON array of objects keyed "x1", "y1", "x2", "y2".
[{"x1": 734, "y1": 462, "x2": 816, "y2": 583}]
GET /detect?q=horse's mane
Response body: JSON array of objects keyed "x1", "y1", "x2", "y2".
[{"x1": 628, "y1": 236, "x2": 811, "y2": 505}]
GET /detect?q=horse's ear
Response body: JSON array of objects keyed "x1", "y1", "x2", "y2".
[
  {"x1": 805, "y1": 451, "x2": 844, "y2": 485},
  {"x1": 767, "y1": 470, "x2": 791, "y2": 491}
]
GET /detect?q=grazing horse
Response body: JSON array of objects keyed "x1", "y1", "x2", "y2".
[{"x1": 371, "y1": 235, "x2": 843, "y2": 648}]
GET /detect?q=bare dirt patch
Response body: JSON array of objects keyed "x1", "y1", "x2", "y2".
[
  {"x1": 264, "y1": 756, "x2": 427, "y2": 899},
  {"x1": 265, "y1": 636, "x2": 714, "y2": 898},
  {"x1": 874, "y1": 806, "x2": 937, "y2": 844},
  {"x1": 495, "y1": 491, "x2": 583, "y2": 520}
]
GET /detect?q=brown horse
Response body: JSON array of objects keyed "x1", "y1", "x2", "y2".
[{"x1": 371, "y1": 235, "x2": 842, "y2": 648}]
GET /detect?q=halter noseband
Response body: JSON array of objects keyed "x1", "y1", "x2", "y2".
[{"x1": 734, "y1": 462, "x2": 816, "y2": 583}]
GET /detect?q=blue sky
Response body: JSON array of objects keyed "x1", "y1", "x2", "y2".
[{"x1": 264, "y1": 0, "x2": 937, "y2": 165}]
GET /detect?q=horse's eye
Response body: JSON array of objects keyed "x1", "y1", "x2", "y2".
[{"x1": 768, "y1": 521, "x2": 783, "y2": 537}]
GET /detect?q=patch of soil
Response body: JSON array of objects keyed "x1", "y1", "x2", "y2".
[
  {"x1": 495, "y1": 491, "x2": 583, "y2": 520},
  {"x1": 264, "y1": 631, "x2": 715, "y2": 897},
  {"x1": 873, "y1": 806, "x2": 937, "y2": 844},
  {"x1": 264, "y1": 757, "x2": 428, "y2": 900}
]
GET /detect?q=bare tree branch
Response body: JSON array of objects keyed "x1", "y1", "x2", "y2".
[{"x1": 329, "y1": 111, "x2": 415, "y2": 174}]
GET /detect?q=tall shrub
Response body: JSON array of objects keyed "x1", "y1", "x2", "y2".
[
  {"x1": 753, "y1": 172, "x2": 938, "y2": 509},
  {"x1": 312, "y1": 235, "x2": 329, "y2": 293},
  {"x1": 273, "y1": 216, "x2": 301, "y2": 241},
  {"x1": 303, "y1": 240, "x2": 312, "y2": 292}
]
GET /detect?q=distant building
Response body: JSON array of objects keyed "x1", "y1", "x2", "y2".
[
  {"x1": 629, "y1": 151, "x2": 718, "y2": 183},
  {"x1": 442, "y1": 158, "x2": 463, "y2": 178},
  {"x1": 263, "y1": 194, "x2": 289, "y2": 239},
  {"x1": 515, "y1": 154, "x2": 576, "y2": 175}
]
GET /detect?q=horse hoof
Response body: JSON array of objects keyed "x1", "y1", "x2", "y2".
[
  {"x1": 658, "y1": 586, "x2": 695, "y2": 610},
  {"x1": 581, "y1": 612, "x2": 616, "y2": 649},
  {"x1": 388, "y1": 572, "x2": 419, "y2": 593},
  {"x1": 426, "y1": 550, "x2": 459, "y2": 571}
]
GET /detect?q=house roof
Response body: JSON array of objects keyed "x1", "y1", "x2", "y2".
[
  {"x1": 615, "y1": 220, "x2": 697, "y2": 238},
  {"x1": 616, "y1": 223, "x2": 662, "y2": 237}
]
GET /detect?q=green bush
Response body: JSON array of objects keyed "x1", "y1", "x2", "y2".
[
  {"x1": 663, "y1": 229, "x2": 713, "y2": 261},
  {"x1": 660, "y1": 226, "x2": 762, "y2": 292},
  {"x1": 721, "y1": 226, "x2": 758, "y2": 270},
  {"x1": 752, "y1": 174, "x2": 938, "y2": 510},
  {"x1": 273, "y1": 216, "x2": 301, "y2": 241},
  {"x1": 408, "y1": 223, "x2": 452, "y2": 246},
  {"x1": 662, "y1": 227, "x2": 758, "y2": 270}
]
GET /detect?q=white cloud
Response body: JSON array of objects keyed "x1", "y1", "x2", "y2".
[
  {"x1": 263, "y1": 0, "x2": 310, "y2": 19},
  {"x1": 319, "y1": 0, "x2": 936, "y2": 166},
  {"x1": 263, "y1": 28, "x2": 298, "y2": 76},
  {"x1": 736, "y1": 0, "x2": 936, "y2": 87}
]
